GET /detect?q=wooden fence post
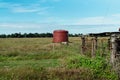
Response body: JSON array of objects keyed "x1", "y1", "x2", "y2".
[
  {"x1": 110, "y1": 34, "x2": 120, "y2": 79},
  {"x1": 108, "y1": 38, "x2": 111, "y2": 51},
  {"x1": 95, "y1": 36, "x2": 98, "y2": 50},
  {"x1": 110, "y1": 34, "x2": 117, "y2": 67},
  {"x1": 91, "y1": 38, "x2": 94, "y2": 57},
  {"x1": 100, "y1": 39, "x2": 106, "y2": 56},
  {"x1": 81, "y1": 36, "x2": 85, "y2": 55},
  {"x1": 91, "y1": 37, "x2": 96, "y2": 58}
]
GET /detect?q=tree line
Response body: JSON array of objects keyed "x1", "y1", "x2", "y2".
[{"x1": 0, "y1": 33, "x2": 83, "y2": 38}]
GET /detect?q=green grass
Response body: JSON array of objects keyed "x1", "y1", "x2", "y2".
[
  {"x1": 66, "y1": 55, "x2": 117, "y2": 80},
  {"x1": 0, "y1": 59, "x2": 59, "y2": 68},
  {"x1": 0, "y1": 37, "x2": 118, "y2": 80}
]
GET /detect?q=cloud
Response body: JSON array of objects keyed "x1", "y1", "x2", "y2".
[
  {"x1": 12, "y1": 8, "x2": 39, "y2": 13},
  {"x1": 0, "y1": 23, "x2": 29, "y2": 29},
  {"x1": 52, "y1": 0, "x2": 61, "y2": 2},
  {"x1": 40, "y1": 0, "x2": 61, "y2": 3},
  {"x1": 0, "y1": 23, "x2": 45, "y2": 28},
  {"x1": 76, "y1": 17, "x2": 105, "y2": 25},
  {"x1": 40, "y1": 14, "x2": 120, "y2": 25},
  {"x1": 0, "y1": 2, "x2": 49, "y2": 14},
  {"x1": 11, "y1": 6, "x2": 49, "y2": 13},
  {"x1": 0, "y1": 22, "x2": 60, "y2": 30},
  {"x1": 112, "y1": 14, "x2": 120, "y2": 17},
  {"x1": 76, "y1": 14, "x2": 120, "y2": 25},
  {"x1": 0, "y1": 22, "x2": 120, "y2": 34},
  {"x1": 0, "y1": 22, "x2": 62, "y2": 34},
  {"x1": 37, "y1": 13, "x2": 120, "y2": 25}
]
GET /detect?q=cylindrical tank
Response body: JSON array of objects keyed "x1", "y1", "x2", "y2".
[{"x1": 53, "y1": 30, "x2": 68, "y2": 43}]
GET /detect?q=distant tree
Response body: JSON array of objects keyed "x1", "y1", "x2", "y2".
[
  {"x1": 0, "y1": 34, "x2": 6, "y2": 38},
  {"x1": 69, "y1": 34, "x2": 74, "y2": 37},
  {"x1": 0, "y1": 32, "x2": 81, "y2": 38}
]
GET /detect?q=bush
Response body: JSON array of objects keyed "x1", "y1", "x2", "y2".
[{"x1": 65, "y1": 55, "x2": 118, "y2": 80}]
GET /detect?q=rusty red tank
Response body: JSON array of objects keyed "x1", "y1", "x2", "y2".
[{"x1": 53, "y1": 30, "x2": 68, "y2": 43}]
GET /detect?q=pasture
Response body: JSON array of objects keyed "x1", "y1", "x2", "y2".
[{"x1": 0, "y1": 37, "x2": 118, "y2": 80}]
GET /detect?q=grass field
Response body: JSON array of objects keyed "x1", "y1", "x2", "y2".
[{"x1": 0, "y1": 37, "x2": 118, "y2": 80}]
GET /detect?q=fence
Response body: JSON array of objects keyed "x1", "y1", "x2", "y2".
[
  {"x1": 81, "y1": 34, "x2": 120, "y2": 79},
  {"x1": 81, "y1": 36, "x2": 111, "y2": 58}
]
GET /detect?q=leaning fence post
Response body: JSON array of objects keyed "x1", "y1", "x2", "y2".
[{"x1": 81, "y1": 36, "x2": 85, "y2": 55}]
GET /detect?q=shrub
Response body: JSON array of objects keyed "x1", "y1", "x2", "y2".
[{"x1": 65, "y1": 55, "x2": 118, "y2": 80}]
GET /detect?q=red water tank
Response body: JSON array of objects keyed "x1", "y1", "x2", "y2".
[{"x1": 53, "y1": 30, "x2": 68, "y2": 43}]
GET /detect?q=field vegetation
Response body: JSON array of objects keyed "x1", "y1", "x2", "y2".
[{"x1": 0, "y1": 37, "x2": 118, "y2": 80}]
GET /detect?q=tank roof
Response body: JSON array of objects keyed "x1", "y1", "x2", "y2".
[{"x1": 53, "y1": 30, "x2": 68, "y2": 32}]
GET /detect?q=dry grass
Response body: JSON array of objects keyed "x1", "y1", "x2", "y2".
[{"x1": 0, "y1": 37, "x2": 118, "y2": 80}]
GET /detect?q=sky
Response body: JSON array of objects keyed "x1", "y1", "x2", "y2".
[{"x1": 1, "y1": 0, "x2": 120, "y2": 34}]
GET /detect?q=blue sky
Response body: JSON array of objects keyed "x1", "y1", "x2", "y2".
[{"x1": 1, "y1": 0, "x2": 120, "y2": 34}]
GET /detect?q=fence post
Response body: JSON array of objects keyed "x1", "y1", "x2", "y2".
[
  {"x1": 81, "y1": 36, "x2": 85, "y2": 55},
  {"x1": 110, "y1": 34, "x2": 117, "y2": 67},
  {"x1": 110, "y1": 34, "x2": 120, "y2": 79},
  {"x1": 95, "y1": 36, "x2": 98, "y2": 50},
  {"x1": 91, "y1": 38, "x2": 96, "y2": 58},
  {"x1": 91, "y1": 38, "x2": 94, "y2": 57},
  {"x1": 108, "y1": 38, "x2": 111, "y2": 51},
  {"x1": 100, "y1": 39, "x2": 106, "y2": 56}
]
